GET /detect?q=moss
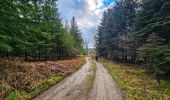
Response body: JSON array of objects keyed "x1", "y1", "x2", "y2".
[
  {"x1": 5, "y1": 91, "x2": 21, "y2": 100},
  {"x1": 81, "y1": 60, "x2": 96, "y2": 99},
  {"x1": 5, "y1": 76, "x2": 64, "y2": 100},
  {"x1": 29, "y1": 76, "x2": 64, "y2": 98},
  {"x1": 86, "y1": 61, "x2": 96, "y2": 87}
]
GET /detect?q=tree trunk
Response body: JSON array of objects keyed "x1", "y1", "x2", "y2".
[
  {"x1": 38, "y1": 48, "x2": 40, "y2": 61},
  {"x1": 24, "y1": 51, "x2": 28, "y2": 61},
  {"x1": 45, "y1": 51, "x2": 47, "y2": 61},
  {"x1": 34, "y1": 53, "x2": 36, "y2": 61},
  {"x1": 52, "y1": 49, "x2": 54, "y2": 60}
]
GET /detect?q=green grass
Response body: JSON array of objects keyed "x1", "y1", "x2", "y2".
[
  {"x1": 29, "y1": 76, "x2": 64, "y2": 98},
  {"x1": 75, "y1": 59, "x2": 96, "y2": 100},
  {"x1": 4, "y1": 91, "x2": 21, "y2": 100},
  {"x1": 100, "y1": 58, "x2": 170, "y2": 100},
  {"x1": 5, "y1": 76, "x2": 64, "y2": 100},
  {"x1": 85, "y1": 60, "x2": 96, "y2": 87}
]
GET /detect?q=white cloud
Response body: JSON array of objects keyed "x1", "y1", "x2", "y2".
[
  {"x1": 87, "y1": 0, "x2": 104, "y2": 11},
  {"x1": 57, "y1": 0, "x2": 113, "y2": 48}
]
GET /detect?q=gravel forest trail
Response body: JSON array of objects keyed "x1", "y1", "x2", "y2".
[{"x1": 33, "y1": 58, "x2": 123, "y2": 100}]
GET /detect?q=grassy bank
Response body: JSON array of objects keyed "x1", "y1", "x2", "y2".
[
  {"x1": 1, "y1": 57, "x2": 86, "y2": 100},
  {"x1": 100, "y1": 59, "x2": 170, "y2": 100}
]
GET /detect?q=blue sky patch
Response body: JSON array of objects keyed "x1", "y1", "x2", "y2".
[
  {"x1": 58, "y1": 0, "x2": 116, "y2": 48},
  {"x1": 104, "y1": 0, "x2": 115, "y2": 7}
]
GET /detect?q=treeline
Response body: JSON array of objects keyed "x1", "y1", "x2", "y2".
[
  {"x1": 0, "y1": 0, "x2": 83, "y2": 61},
  {"x1": 96, "y1": 0, "x2": 170, "y2": 77}
]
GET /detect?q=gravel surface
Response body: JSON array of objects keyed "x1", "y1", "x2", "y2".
[
  {"x1": 33, "y1": 58, "x2": 123, "y2": 100},
  {"x1": 89, "y1": 62, "x2": 123, "y2": 100}
]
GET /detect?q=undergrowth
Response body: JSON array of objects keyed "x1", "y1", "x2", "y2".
[
  {"x1": 5, "y1": 76, "x2": 63, "y2": 100},
  {"x1": 1, "y1": 57, "x2": 86, "y2": 99},
  {"x1": 100, "y1": 59, "x2": 170, "y2": 100}
]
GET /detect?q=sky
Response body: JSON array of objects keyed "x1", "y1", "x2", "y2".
[{"x1": 58, "y1": 0, "x2": 115, "y2": 48}]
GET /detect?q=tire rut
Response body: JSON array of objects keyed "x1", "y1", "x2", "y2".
[
  {"x1": 33, "y1": 58, "x2": 91, "y2": 100},
  {"x1": 89, "y1": 62, "x2": 123, "y2": 100},
  {"x1": 33, "y1": 58, "x2": 123, "y2": 100}
]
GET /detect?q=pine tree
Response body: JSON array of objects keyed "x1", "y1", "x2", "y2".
[
  {"x1": 96, "y1": 0, "x2": 137, "y2": 61},
  {"x1": 135, "y1": 0, "x2": 170, "y2": 75},
  {"x1": 0, "y1": 0, "x2": 84, "y2": 59},
  {"x1": 138, "y1": 32, "x2": 170, "y2": 82},
  {"x1": 135, "y1": 0, "x2": 170, "y2": 44},
  {"x1": 70, "y1": 17, "x2": 83, "y2": 54}
]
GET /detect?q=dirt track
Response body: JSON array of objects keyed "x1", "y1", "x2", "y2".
[
  {"x1": 89, "y1": 62, "x2": 123, "y2": 100},
  {"x1": 33, "y1": 58, "x2": 123, "y2": 100}
]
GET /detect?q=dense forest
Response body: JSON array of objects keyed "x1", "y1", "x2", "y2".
[
  {"x1": 1, "y1": 0, "x2": 170, "y2": 99},
  {"x1": 0, "y1": 0, "x2": 83, "y2": 61},
  {"x1": 96, "y1": 0, "x2": 170, "y2": 79},
  {"x1": 0, "y1": 0, "x2": 86, "y2": 99}
]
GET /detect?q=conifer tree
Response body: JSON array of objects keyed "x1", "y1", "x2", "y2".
[
  {"x1": 0, "y1": 0, "x2": 84, "y2": 59},
  {"x1": 70, "y1": 17, "x2": 83, "y2": 54}
]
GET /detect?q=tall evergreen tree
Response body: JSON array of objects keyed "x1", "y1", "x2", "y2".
[
  {"x1": 135, "y1": 0, "x2": 170, "y2": 75},
  {"x1": 135, "y1": 0, "x2": 170, "y2": 44},
  {"x1": 70, "y1": 17, "x2": 83, "y2": 54},
  {"x1": 0, "y1": 0, "x2": 84, "y2": 59},
  {"x1": 96, "y1": 0, "x2": 170, "y2": 77},
  {"x1": 96, "y1": 0, "x2": 137, "y2": 61}
]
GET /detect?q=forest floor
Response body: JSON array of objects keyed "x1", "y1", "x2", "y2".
[
  {"x1": 101, "y1": 58, "x2": 170, "y2": 100},
  {"x1": 4, "y1": 57, "x2": 167, "y2": 100},
  {"x1": 0, "y1": 57, "x2": 85, "y2": 100},
  {"x1": 33, "y1": 58, "x2": 123, "y2": 100}
]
